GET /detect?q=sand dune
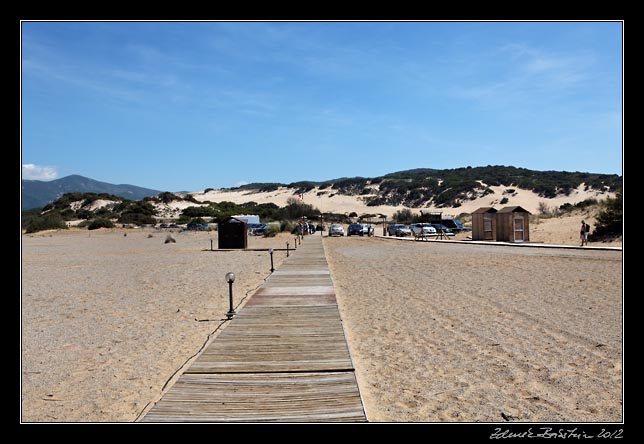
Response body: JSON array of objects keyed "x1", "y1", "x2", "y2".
[{"x1": 185, "y1": 184, "x2": 615, "y2": 219}]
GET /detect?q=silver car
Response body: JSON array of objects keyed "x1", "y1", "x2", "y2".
[
  {"x1": 387, "y1": 224, "x2": 412, "y2": 237},
  {"x1": 410, "y1": 223, "x2": 437, "y2": 236},
  {"x1": 328, "y1": 223, "x2": 345, "y2": 237}
]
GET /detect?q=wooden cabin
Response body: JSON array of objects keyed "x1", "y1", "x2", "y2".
[
  {"x1": 471, "y1": 207, "x2": 498, "y2": 241},
  {"x1": 218, "y1": 216, "x2": 248, "y2": 249},
  {"x1": 496, "y1": 206, "x2": 531, "y2": 242}
]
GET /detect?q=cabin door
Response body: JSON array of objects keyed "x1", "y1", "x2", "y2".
[
  {"x1": 483, "y1": 215, "x2": 494, "y2": 240},
  {"x1": 513, "y1": 215, "x2": 525, "y2": 242}
]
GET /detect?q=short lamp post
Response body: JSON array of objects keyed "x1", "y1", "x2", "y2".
[
  {"x1": 269, "y1": 248, "x2": 275, "y2": 273},
  {"x1": 225, "y1": 272, "x2": 236, "y2": 320}
]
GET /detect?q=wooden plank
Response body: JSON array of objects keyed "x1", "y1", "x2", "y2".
[
  {"x1": 254, "y1": 286, "x2": 335, "y2": 295},
  {"x1": 142, "y1": 235, "x2": 366, "y2": 422},
  {"x1": 142, "y1": 372, "x2": 366, "y2": 422},
  {"x1": 188, "y1": 305, "x2": 353, "y2": 373},
  {"x1": 245, "y1": 293, "x2": 337, "y2": 307},
  {"x1": 271, "y1": 270, "x2": 330, "y2": 275}
]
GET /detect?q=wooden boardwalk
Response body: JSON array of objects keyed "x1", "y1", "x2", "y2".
[{"x1": 142, "y1": 235, "x2": 366, "y2": 422}]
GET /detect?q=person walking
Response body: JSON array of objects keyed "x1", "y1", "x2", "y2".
[{"x1": 580, "y1": 220, "x2": 589, "y2": 246}]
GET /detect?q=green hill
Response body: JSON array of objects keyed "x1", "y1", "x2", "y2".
[
  {"x1": 228, "y1": 165, "x2": 621, "y2": 209},
  {"x1": 22, "y1": 174, "x2": 161, "y2": 210}
]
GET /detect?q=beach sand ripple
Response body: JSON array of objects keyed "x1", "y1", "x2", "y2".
[
  {"x1": 324, "y1": 237, "x2": 622, "y2": 422},
  {"x1": 21, "y1": 229, "x2": 290, "y2": 422}
]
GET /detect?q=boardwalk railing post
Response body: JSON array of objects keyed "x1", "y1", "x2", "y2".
[
  {"x1": 225, "y1": 272, "x2": 236, "y2": 319},
  {"x1": 269, "y1": 248, "x2": 275, "y2": 273},
  {"x1": 286, "y1": 242, "x2": 290, "y2": 257}
]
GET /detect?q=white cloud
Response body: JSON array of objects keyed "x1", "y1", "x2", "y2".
[
  {"x1": 234, "y1": 180, "x2": 250, "y2": 187},
  {"x1": 22, "y1": 164, "x2": 58, "y2": 180}
]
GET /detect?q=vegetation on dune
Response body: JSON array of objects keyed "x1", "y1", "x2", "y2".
[
  {"x1": 23, "y1": 210, "x2": 68, "y2": 233},
  {"x1": 41, "y1": 192, "x2": 123, "y2": 215},
  {"x1": 393, "y1": 208, "x2": 414, "y2": 224},
  {"x1": 228, "y1": 166, "x2": 621, "y2": 209},
  {"x1": 262, "y1": 224, "x2": 280, "y2": 237},
  {"x1": 592, "y1": 192, "x2": 623, "y2": 239},
  {"x1": 558, "y1": 198, "x2": 598, "y2": 213},
  {"x1": 22, "y1": 167, "x2": 622, "y2": 236},
  {"x1": 87, "y1": 218, "x2": 115, "y2": 230},
  {"x1": 178, "y1": 197, "x2": 320, "y2": 224},
  {"x1": 115, "y1": 201, "x2": 156, "y2": 225}
]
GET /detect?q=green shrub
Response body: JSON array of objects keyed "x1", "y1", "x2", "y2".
[
  {"x1": 183, "y1": 194, "x2": 200, "y2": 204},
  {"x1": 60, "y1": 208, "x2": 76, "y2": 220},
  {"x1": 88, "y1": 218, "x2": 115, "y2": 230},
  {"x1": 263, "y1": 224, "x2": 280, "y2": 237},
  {"x1": 280, "y1": 220, "x2": 297, "y2": 233},
  {"x1": 500, "y1": 197, "x2": 509, "y2": 205},
  {"x1": 593, "y1": 193, "x2": 622, "y2": 238},
  {"x1": 24, "y1": 211, "x2": 68, "y2": 233},
  {"x1": 157, "y1": 192, "x2": 180, "y2": 203},
  {"x1": 393, "y1": 208, "x2": 413, "y2": 223},
  {"x1": 118, "y1": 212, "x2": 156, "y2": 225},
  {"x1": 75, "y1": 209, "x2": 93, "y2": 220}
]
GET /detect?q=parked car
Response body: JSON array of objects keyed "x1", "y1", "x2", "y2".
[
  {"x1": 361, "y1": 224, "x2": 375, "y2": 236},
  {"x1": 441, "y1": 218, "x2": 465, "y2": 233},
  {"x1": 328, "y1": 223, "x2": 345, "y2": 237},
  {"x1": 410, "y1": 223, "x2": 437, "y2": 236},
  {"x1": 387, "y1": 224, "x2": 412, "y2": 237},
  {"x1": 347, "y1": 223, "x2": 364, "y2": 236},
  {"x1": 186, "y1": 223, "x2": 209, "y2": 231},
  {"x1": 430, "y1": 223, "x2": 454, "y2": 235},
  {"x1": 248, "y1": 223, "x2": 268, "y2": 235},
  {"x1": 316, "y1": 224, "x2": 326, "y2": 232}
]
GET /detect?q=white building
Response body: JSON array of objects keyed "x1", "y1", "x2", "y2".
[{"x1": 231, "y1": 214, "x2": 260, "y2": 225}]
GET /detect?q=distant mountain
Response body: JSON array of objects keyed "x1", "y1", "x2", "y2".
[{"x1": 22, "y1": 174, "x2": 162, "y2": 210}]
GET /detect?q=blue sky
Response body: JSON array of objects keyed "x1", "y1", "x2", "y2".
[{"x1": 21, "y1": 21, "x2": 622, "y2": 192}]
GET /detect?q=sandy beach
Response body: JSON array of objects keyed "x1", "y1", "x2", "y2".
[
  {"x1": 325, "y1": 237, "x2": 622, "y2": 422},
  {"x1": 21, "y1": 228, "x2": 291, "y2": 422},
  {"x1": 21, "y1": 219, "x2": 622, "y2": 423}
]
